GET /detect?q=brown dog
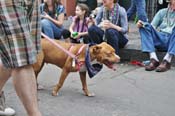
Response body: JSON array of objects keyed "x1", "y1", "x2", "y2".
[{"x1": 32, "y1": 39, "x2": 120, "y2": 96}]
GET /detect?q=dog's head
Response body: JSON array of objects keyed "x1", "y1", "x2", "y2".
[{"x1": 90, "y1": 42, "x2": 120, "y2": 70}]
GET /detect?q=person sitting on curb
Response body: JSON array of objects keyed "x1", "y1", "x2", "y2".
[
  {"x1": 88, "y1": 0, "x2": 128, "y2": 55},
  {"x1": 40, "y1": 0, "x2": 65, "y2": 39},
  {"x1": 62, "y1": 3, "x2": 93, "y2": 43},
  {"x1": 137, "y1": 0, "x2": 175, "y2": 72}
]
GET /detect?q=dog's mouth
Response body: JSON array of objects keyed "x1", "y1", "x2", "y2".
[{"x1": 103, "y1": 60, "x2": 117, "y2": 71}]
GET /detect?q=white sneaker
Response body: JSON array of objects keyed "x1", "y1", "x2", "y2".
[
  {"x1": 0, "y1": 107, "x2": 15, "y2": 116},
  {"x1": 0, "y1": 92, "x2": 15, "y2": 116}
]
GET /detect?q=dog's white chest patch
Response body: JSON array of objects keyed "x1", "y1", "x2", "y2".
[
  {"x1": 79, "y1": 64, "x2": 87, "y2": 72},
  {"x1": 79, "y1": 60, "x2": 100, "y2": 72}
]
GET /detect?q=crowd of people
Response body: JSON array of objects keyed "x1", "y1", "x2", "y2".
[{"x1": 0, "y1": 0, "x2": 174, "y2": 115}]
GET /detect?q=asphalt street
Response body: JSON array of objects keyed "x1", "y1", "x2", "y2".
[{"x1": 4, "y1": 63, "x2": 175, "y2": 116}]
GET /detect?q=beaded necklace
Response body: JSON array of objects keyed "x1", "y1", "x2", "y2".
[
  {"x1": 109, "y1": 3, "x2": 119, "y2": 24},
  {"x1": 166, "y1": 7, "x2": 175, "y2": 27},
  {"x1": 103, "y1": 3, "x2": 119, "y2": 24}
]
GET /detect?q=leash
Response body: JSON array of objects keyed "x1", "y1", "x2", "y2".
[
  {"x1": 41, "y1": 33, "x2": 76, "y2": 59},
  {"x1": 41, "y1": 33, "x2": 86, "y2": 68}
]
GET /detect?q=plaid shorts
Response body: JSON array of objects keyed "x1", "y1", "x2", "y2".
[{"x1": 0, "y1": 0, "x2": 41, "y2": 68}]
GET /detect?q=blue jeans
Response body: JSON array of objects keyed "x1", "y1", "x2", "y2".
[
  {"x1": 127, "y1": 0, "x2": 147, "y2": 22},
  {"x1": 41, "y1": 19, "x2": 63, "y2": 39},
  {"x1": 88, "y1": 25, "x2": 128, "y2": 54},
  {"x1": 139, "y1": 24, "x2": 175, "y2": 55}
]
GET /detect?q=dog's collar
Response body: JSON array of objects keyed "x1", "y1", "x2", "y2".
[{"x1": 85, "y1": 44, "x2": 103, "y2": 78}]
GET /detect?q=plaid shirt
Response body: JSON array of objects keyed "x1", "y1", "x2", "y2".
[{"x1": 0, "y1": 0, "x2": 41, "y2": 68}]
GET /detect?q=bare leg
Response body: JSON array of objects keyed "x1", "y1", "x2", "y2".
[
  {"x1": 0, "y1": 63, "x2": 12, "y2": 93},
  {"x1": 0, "y1": 63, "x2": 16, "y2": 115},
  {"x1": 12, "y1": 65, "x2": 42, "y2": 116}
]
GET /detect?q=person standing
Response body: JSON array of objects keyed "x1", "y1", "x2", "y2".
[
  {"x1": 0, "y1": 0, "x2": 42, "y2": 116},
  {"x1": 127, "y1": 0, "x2": 148, "y2": 22},
  {"x1": 137, "y1": 0, "x2": 175, "y2": 72},
  {"x1": 88, "y1": 0, "x2": 128, "y2": 55}
]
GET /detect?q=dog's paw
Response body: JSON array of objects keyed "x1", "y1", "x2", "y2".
[
  {"x1": 85, "y1": 92, "x2": 95, "y2": 97},
  {"x1": 52, "y1": 91, "x2": 58, "y2": 96}
]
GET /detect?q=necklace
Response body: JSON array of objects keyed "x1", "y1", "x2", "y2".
[
  {"x1": 102, "y1": 3, "x2": 119, "y2": 24},
  {"x1": 109, "y1": 4, "x2": 118, "y2": 24},
  {"x1": 166, "y1": 8, "x2": 175, "y2": 27}
]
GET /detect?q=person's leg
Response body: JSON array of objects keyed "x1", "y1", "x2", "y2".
[
  {"x1": 127, "y1": 0, "x2": 137, "y2": 21},
  {"x1": 156, "y1": 28, "x2": 175, "y2": 72},
  {"x1": 0, "y1": 0, "x2": 41, "y2": 115},
  {"x1": 83, "y1": 35, "x2": 93, "y2": 44},
  {"x1": 41, "y1": 19, "x2": 54, "y2": 38},
  {"x1": 139, "y1": 24, "x2": 169, "y2": 71},
  {"x1": 0, "y1": 63, "x2": 16, "y2": 116},
  {"x1": 167, "y1": 28, "x2": 175, "y2": 57},
  {"x1": 52, "y1": 23, "x2": 63, "y2": 39},
  {"x1": 139, "y1": 24, "x2": 168, "y2": 53},
  {"x1": 41, "y1": 19, "x2": 63, "y2": 39},
  {"x1": 135, "y1": 0, "x2": 148, "y2": 22},
  {"x1": 88, "y1": 25, "x2": 104, "y2": 44},
  {"x1": 105, "y1": 28, "x2": 128, "y2": 55},
  {"x1": 0, "y1": 63, "x2": 11, "y2": 92},
  {"x1": 12, "y1": 65, "x2": 41, "y2": 116},
  {"x1": 162, "y1": 28, "x2": 175, "y2": 63},
  {"x1": 61, "y1": 29, "x2": 71, "y2": 42}
]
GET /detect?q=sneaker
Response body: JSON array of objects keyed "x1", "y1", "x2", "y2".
[{"x1": 0, "y1": 92, "x2": 15, "y2": 116}]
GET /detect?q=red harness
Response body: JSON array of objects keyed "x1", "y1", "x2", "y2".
[{"x1": 68, "y1": 44, "x2": 86, "y2": 71}]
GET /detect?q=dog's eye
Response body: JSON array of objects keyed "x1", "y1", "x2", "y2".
[{"x1": 107, "y1": 53, "x2": 112, "y2": 57}]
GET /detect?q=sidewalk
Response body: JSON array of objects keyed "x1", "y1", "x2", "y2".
[
  {"x1": 120, "y1": 22, "x2": 175, "y2": 66},
  {"x1": 4, "y1": 63, "x2": 175, "y2": 116}
]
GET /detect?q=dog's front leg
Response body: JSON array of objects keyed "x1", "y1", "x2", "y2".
[
  {"x1": 79, "y1": 72, "x2": 95, "y2": 97},
  {"x1": 52, "y1": 69, "x2": 69, "y2": 96}
]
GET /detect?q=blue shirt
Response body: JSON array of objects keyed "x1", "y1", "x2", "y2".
[
  {"x1": 151, "y1": 8, "x2": 175, "y2": 34},
  {"x1": 95, "y1": 3, "x2": 128, "y2": 35},
  {"x1": 40, "y1": 3, "x2": 65, "y2": 19}
]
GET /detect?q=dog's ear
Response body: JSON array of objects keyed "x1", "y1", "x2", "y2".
[{"x1": 93, "y1": 45, "x2": 102, "y2": 54}]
